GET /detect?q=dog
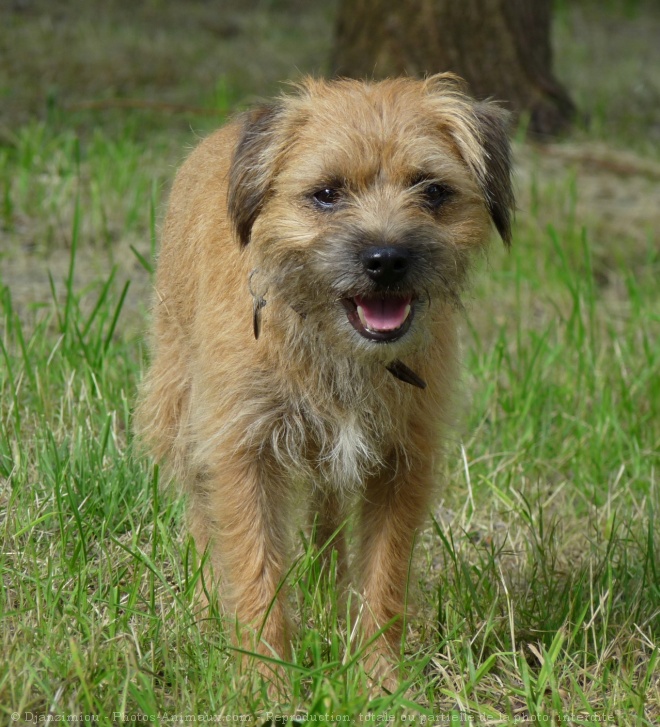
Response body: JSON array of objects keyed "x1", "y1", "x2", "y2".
[{"x1": 136, "y1": 74, "x2": 514, "y2": 688}]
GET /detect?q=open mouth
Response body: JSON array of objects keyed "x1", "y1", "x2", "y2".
[{"x1": 342, "y1": 294, "x2": 414, "y2": 342}]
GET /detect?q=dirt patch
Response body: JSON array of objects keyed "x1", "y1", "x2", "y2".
[
  {"x1": 515, "y1": 141, "x2": 660, "y2": 276},
  {"x1": 0, "y1": 0, "x2": 337, "y2": 130}
]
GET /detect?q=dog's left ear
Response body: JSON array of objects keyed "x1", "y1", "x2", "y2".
[
  {"x1": 228, "y1": 104, "x2": 284, "y2": 247},
  {"x1": 472, "y1": 103, "x2": 515, "y2": 246}
]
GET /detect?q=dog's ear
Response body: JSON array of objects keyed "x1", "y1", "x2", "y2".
[
  {"x1": 228, "y1": 104, "x2": 283, "y2": 247},
  {"x1": 472, "y1": 102, "x2": 515, "y2": 247},
  {"x1": 423, "y1": 76, "x2": 515, "y2": 246}
]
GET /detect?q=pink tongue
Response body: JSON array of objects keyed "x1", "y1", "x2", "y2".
[{"x1": 355, "y1": 295, "x2": 411, "y2": 331}]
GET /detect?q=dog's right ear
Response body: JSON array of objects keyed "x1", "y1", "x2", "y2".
[{"x1": 228, "y1": 104, "x2": 283, "y2": 247}]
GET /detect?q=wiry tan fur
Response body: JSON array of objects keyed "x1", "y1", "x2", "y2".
[{"x1": 136, "y1": 74, "x2": 514, "y2": 690}]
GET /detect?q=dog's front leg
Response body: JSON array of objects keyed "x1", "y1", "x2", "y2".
[
  {"x1": 356, "y1": 459, "x2": 434, "y2": 686},
  {"x1": 310, "y1": 488, "x2": 348, "y2": 581},
  {"x1": 201, "y1": 457, "x2": 291, "y2": 674}
]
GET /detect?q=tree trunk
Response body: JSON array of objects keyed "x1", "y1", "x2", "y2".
[{"x1": 331, "y1": 0, "x2": 575, "y2": 137}]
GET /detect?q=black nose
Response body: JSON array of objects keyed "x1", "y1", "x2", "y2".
[{"x1": 360, "y1": 246, "x2": 411, "y2": 286}]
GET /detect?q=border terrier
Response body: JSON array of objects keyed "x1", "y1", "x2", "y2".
[{"x1": 136, "y1": 74, "x2": 513, "y2": 685}]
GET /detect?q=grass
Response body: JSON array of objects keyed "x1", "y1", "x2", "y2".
[{"x1": 1, "y1": 1, "x2": 660, "y2": 724}]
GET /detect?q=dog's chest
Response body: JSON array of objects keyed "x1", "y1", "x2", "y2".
[
  {"x1": 310, "y1": 407, "x2": 384, "y2": 492},
  {"x1": 270, "y1": 374, "x2": 408, "y2": 493}
]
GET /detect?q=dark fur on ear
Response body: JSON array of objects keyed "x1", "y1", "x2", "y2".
[
  {"x1": 472, "y1": 103, "x2": 515, "y2": 246},
  {"x1": 228, "y1": 104, "x2": 283, "y2": 247}
]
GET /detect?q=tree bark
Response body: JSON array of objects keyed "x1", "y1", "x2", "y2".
[{"x1": 331, "y1": 0, "x2": 575, "y2": 137}]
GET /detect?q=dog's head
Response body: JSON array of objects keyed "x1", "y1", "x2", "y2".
[{"x1": 228, "y1": 75, "x2": 514, "y2": 359}]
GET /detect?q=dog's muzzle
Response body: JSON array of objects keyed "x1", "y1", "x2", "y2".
[
  {"x1": 342, "y1": 295, "x2": 414, "y2": 342},
  {"x1": 343, "y1": 245, "x2": 416, "y2": 343}
]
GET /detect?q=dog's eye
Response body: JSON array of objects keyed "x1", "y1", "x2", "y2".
[
  {"x1": 422, "y1": 183, "x2": 454, "y2": 210},
  {"x1": 312, "y1": 188, "x2": 341, "y2": 209}
]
